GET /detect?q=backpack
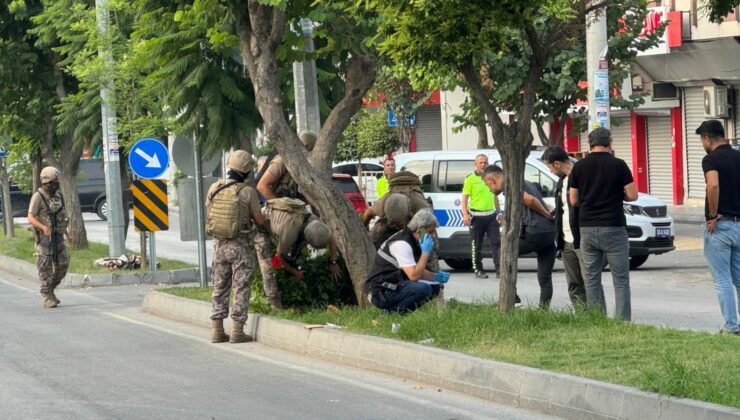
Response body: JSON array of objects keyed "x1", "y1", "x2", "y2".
[{"x1": 206, "y1": 181, "x2": 250, "y2": 239}]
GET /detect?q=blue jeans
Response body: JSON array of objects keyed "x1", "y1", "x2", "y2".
[
  {"x1": 580, "y1": 227, "x2": 631, "y2": 321},
  {"x1": 372, "y1": 280, "x2": 436, "y2": 314},
  {"x1": 704, "y1": 219, "x2": 740, "y2": 333}
]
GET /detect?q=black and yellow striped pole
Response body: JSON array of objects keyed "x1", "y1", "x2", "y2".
[{"x1": 132, "y1": 179, "x2": 169, "y2": 271}]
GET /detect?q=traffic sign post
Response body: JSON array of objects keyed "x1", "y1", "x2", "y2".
[
  {"x1": 129, "y1": 138, "x2": 170, "y2": 179},
  {"x1": 132, "y1": 179, "x2": 169, "y2": 272}
]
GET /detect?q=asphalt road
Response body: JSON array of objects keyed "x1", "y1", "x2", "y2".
[
  {"x1": 13, "y1": 213, "x2": 724, "y2": 332},
  {"x1": 0, "y1": 275, "x2": 555, "y2": 420}
]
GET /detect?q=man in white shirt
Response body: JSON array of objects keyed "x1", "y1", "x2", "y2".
[
  {"x1": 542, "y1": 146, "x2": 587, "y2": 306},
  {"x1": 364, "y1": 209, "x2": 451, "y2": 313}
]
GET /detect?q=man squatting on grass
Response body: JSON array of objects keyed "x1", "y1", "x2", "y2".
[{"x1": 364, "y1": 209, "x2": 451, "y2": 314}]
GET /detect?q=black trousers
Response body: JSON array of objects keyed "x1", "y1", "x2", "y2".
[
  {"x1": 470, "y1": 214, "x2": 500, "y2": 271},
  {"x1": 517, "y1": 231, "x2": 557, "y2": 308}
]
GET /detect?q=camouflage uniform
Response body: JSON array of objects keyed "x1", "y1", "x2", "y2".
[
  {"x1": 206, "y1": 179, "x2": 262, "y2": 323},
  {"x1": 259, "y1": 199, "x2": 318, "y2": 270},
  {"x1": 29, "y1": 189, "x2": 70, "y2": 298},
  {"x1": 254, "y1": 227, "x2": 281, "y2": 308}
]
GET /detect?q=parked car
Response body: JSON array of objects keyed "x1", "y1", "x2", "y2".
[
  {"x1": 332, "y1": 161, "x2": 384, "y2": 206},
  {"x1": 0, "y1": 159, "x2": 127, "y2": 222},
  {"x1": 332, "y1": 173, "x2": 368, "y2": 214},
  {"x1": 392, "y1": 150, "x2": 675, "y2": 271}
]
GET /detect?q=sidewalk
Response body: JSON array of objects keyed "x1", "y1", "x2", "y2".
[
  {"x1": 142, "y1": 290, "x2": 740, "y2": 420},
  {"x1": 668, "y1": 204, "x2": 705, "y2": 224}
]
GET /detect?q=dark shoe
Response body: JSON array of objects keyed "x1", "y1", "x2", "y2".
[
  {"x1": 514, "y1": 294, "x2": 522, "y2": 308},
  {"x1": 719, "y1": 329, "x2": 740, "y2": 336},
  {"x1": 475, "y1": 270, "x2": 489, "y2": 279}
]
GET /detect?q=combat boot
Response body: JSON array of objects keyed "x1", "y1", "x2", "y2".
[
  {"x1": 229, "y1": 320, "x2": 253, "y2": 343},
  {"x1": 50, "y1": 290, "x2": 61, "y2": 304},
  {"x1": 42, "y1": 295, "x2": 58, "y2": 308},
  {"x1": 211, "y1": 320, "x2": 229, "y2": 343}
]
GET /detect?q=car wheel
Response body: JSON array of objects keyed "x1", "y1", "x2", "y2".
[
  {"x1": 444, "y1": 258, "x2": 473, "y2": 271},
  {"x1": 96, "y1": 198, "x2": 108, "y2": 221},
  {"x1": 629, "y1": 255, "x2": 649, "y2": 270}
]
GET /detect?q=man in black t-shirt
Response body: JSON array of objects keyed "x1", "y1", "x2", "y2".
[
  {"x1": 569, "y1": 128, "x2": 638, "y2": 321},
  {"x1": 697, "y1": 120, "x2": 740, "y2": 336},
  {"x1": 483, "y1": 165, "x2": 556, "y2": 308}
]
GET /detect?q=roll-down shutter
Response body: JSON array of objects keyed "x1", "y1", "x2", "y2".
[
  {"x1": 610, "y1": 117, "x2": 633, "y2": 173},
  {"x1": 647, "y1": 116, "x2": 673, "y2": 202},
  {"x1": 414, "y1": 105, "x2": 442, "y2": 152},
  {"x1": 684, "y1": 87, "x2": 708, "y2": 199}
]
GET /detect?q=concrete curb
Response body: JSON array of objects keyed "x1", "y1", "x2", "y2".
[
  {"x1": 143, "y1": 290, "x2": 739, "y2": 420},
  {"x1": 0, "y1": 254, "x2": 199, "y2": 288}
]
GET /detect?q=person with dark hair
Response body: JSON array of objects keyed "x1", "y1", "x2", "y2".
[
  {"x1": 697, "y1": 119, "x2": 740, "y2": 336},
  {"x1": 462, "y1": 154, "x2": 501, "y2": 279},
  {"x1": 569, "y1": 127, "x2": 638, "y2": 321},
  {"x1": 542, "y1": 146, "x2": 586, "y2": 307},
  {"x1": 364, "y1": 209, "x2": 450, "y2": 314},
  {"x1": 482, "y1": 164, "x2": 556, "y2": 308},
  {"x1": 376, "y1": 157, "x2": 396, "y2": 198}
]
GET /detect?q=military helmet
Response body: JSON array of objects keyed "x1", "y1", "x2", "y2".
[
  {"x1": 383, "y1": 193, "x2": 410, "y2": 226},
  {"x1": 304, "y1": 219, "x2": 330, "y2": 248},
  {"x1": 227, "y1": 150, "x2": 255, "y2": 174},
  {"x1": 40, "y1": 166, "x2": 61, "y2": 184},
  {"x1": 298, "y1": 130, "x2": 318, "y2": 152}
]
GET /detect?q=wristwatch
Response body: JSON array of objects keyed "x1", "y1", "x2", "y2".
[{"x1": 707, "y1": 213, "x2": 718, "y2": 221}]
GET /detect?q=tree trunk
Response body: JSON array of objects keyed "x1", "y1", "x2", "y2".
[
  {"x1": 0, "y1": 163, "x2": 15, "y2": 238},
  {"x1": 32, "y1": 150, "x2": 42, "y2": 192},
  {"x1": 535, "y1": 121, "x2": 550, "y2": 146},
  {"x1": 58, "y1": 168, "x2": 88, "y2": 249},
  {"x1": 237, "y1": 3, "x2": 377, "y2": 304},
  {"x1": 476, "y1": 123, "x2": 489, "y2": 148}
]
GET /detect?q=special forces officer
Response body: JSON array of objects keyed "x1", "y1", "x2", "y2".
[
  {"x1": 206, "y1": 150, "x2": 265, "y2": 344},
  {"x1": 27, "y1": 166, "x2": 70, "y2": 308},
  {"x1": 261, "y1": 197, "x2": 339, "y2": 281}
]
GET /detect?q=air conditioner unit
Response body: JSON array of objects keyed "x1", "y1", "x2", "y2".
[{"x1": 704, "y1": 85, "x2": 728, "y2": 118}]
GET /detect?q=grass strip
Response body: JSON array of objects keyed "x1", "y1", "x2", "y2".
[
  {"x1": 161, "y1": 286, "x2": 740, "y2": 408},
  {"x1": 0, "y1": 225, "x2": 193, "y2": 274}
]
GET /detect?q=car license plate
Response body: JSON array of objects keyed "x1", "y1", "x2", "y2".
[{"x1": 656, "y1": 227, "x2": 670, "y2": 238}]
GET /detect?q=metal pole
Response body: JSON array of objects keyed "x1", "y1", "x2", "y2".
[
  {"x1": 293, "y1": 18, "x2": 321, "y2": 134},
  {"x1": 95, "y1": 0, "x2": 126, "y2": 257},
  {"x1": 586, "y1": 2, "x2": 610, "y2": 131},
  {"x1": 149, "y1": 231, "x2": 156, "y2": 272},
  {"x1": 193, "y1": 136, "x2": 209, "y2": 287}
]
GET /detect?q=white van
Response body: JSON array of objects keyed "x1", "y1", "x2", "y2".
[{"x1": 393, "y1": 150, "x2": 675, "y2": 270}]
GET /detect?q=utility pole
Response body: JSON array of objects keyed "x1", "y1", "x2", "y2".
[
  {"x1": 586, "y1": 3, "x2": 610, "y2": 131},
  {"x1": 193, "y1": 136, "x2": 208, "y2": 288},
  {"x1": 293, "y1": 18, "x2": 321, "y2": 134},
  {"x1": 95, "y1": 0, "x2": 126, "y2": 257}
]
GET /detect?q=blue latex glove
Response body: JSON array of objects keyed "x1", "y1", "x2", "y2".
[
  {"x1": 433, "y1": 271, "x2": 451, "y2": 284},
  {"x1": 419, "y1": 234, "x2": 435, "y2": 253}
]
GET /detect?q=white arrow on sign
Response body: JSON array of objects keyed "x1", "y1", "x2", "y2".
[{"x1": 135, "y1": 148, "x2": 162, "y2": 168}]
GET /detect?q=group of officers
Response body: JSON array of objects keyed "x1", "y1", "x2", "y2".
[{"x1": 24, "y1": 126, "x2": 634, "y2": 344}]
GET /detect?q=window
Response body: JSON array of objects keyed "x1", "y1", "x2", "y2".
[
  {"x1": 400, "y1": 160, "x2": 433, "y2": 192},
  {"x1": 493, "y1": 161, "x2": 557, "y2": 198},
  {"x1": 437, "y1": 160, "x2": 472, "y2": 192},
  {"x1": 332, "y1": 164, "x2": 357, "y2": 177}
]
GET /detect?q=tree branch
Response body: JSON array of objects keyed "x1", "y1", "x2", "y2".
[
  {"x1": 312, "y1": 54, "x2": 377, "y2": 170},
  {"x1": 460, "y1": 59, "x2": 505, "y2": 147}
]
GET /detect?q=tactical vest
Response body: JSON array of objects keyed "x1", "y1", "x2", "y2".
[
  {"x1": 206, "y1": 181, "x2": 251, "y2": 240},
  {"x1": 364, "y1": 229, "x2": 421, "y2": 294},
  {"x1": 33, "y1": 190, "x2": 69, "y2": 243}
]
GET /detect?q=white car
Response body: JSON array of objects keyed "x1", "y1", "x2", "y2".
[{"x1": 392, "y1": 150, "x2": 675, "y2": 270}]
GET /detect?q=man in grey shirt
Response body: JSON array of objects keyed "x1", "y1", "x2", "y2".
[{"x1": 483, "y1": 164, "x2": 556, "y2": 308}]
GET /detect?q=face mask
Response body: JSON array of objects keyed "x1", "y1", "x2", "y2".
[{"x1": 44, "y1": 181, "x2": 59, "y2": 194}]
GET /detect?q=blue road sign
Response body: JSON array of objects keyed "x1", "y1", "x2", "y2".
[
  {"x1": 387, "y1": 109, "x2": 416, "y2": 127},
  {"x1": 129, "y1": 138, "x2": 169, "y2": 179}
]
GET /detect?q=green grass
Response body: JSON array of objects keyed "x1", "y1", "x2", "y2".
[
  {"x1": 161, "y1": 287, "x2": 740, "y2": 408},
  {"x1": 0, "y1": 225, "x2": 193, "y2": 274}
]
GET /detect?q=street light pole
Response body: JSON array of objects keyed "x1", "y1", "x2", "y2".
[
  {"x1": 586, "y1": 3, "x2": 610, "y2": 131},
  {"x1": 293, "y1": 18, "x2": 321, "y2": 134},
  {"x1": 95, "y1": 0, "x2": 126, "y2": 257}
]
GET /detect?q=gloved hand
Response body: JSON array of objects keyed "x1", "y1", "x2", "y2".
[
  {"x1": 419, "y1": 234, "x2": 435, "y2": 253},
  {"x1": 433, "y1": 271, "x2": 451, "y2": 283}
]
